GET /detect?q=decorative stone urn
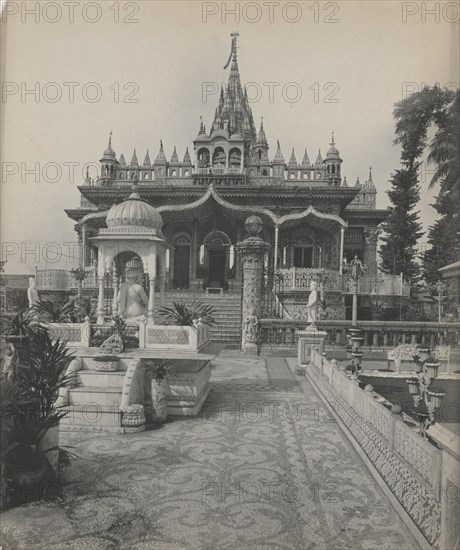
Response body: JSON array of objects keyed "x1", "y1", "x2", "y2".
[{"x1": 94, "y1": 355, "x2": 119, "y2": 372}]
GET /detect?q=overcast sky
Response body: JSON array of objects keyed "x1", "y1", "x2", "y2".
[{"x1": 1, "y1": 0, "x2": 459, "y2": 274}]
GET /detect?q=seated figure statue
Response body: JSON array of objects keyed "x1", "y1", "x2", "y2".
[{"x1": 117, "y1": 268, "x2": 148, "y2": 322}]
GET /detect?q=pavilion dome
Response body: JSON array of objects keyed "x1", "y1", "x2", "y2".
[{"x1": 106, "y1": 192, "x2": 163, "y2": 229}]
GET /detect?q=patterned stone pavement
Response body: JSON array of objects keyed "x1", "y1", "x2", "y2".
[{"x1": 0, "y1": 350, "x2": 418, "y2": 550}]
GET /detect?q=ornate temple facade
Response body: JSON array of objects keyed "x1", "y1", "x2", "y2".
[{"x1": 62, "y1": 35, "x2": 394, "y2": 320}]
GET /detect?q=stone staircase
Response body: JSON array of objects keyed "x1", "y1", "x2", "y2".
[
  {"x1": 60, "y1": 357, "x2": 130, "y2": 433},
  {"x1": 156, "y1": 291, "x2": 242, "y2": 346}
]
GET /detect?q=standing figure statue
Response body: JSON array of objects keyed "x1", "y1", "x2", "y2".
[
  {"x1": 243, "y1": 307, "x2": 259, "y2": 344},
  {"x1": 27, "y1": 277, "x2": 40, "y2": 309},
  {"x1": 306, "y1": 280, "x2": 319, "y2": 326},
  {"x1": 117, "y1": 268, "x2": 148, "y2": 321}
]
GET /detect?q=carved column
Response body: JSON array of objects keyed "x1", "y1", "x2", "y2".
[
  {"x1": 148, "y1": 253, "x2": 157, "y2": 323},
  {"x1": 236, "y1": 216, "x2": 270, "y2": 355},
  {"x1": 96, "y1": 248, "x2": 105, "y2": 325},
  {"x1": 112, "y1": 268, "x2": 119, "y2": 317},
  {"x1": 364, "y1": 228, "x2": 380, "y2": 276}
]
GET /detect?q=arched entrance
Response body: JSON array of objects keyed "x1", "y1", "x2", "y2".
[
  {"x1": 203, "y1": 231, "x2": 231, "y2": 290},
  {"x1": 172, "y1": 233, "x2": 191, "y2": 289}
]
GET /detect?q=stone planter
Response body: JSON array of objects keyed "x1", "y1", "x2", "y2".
[
  {"x1": 151, "y1": 379, "x2": 169, "y2": 422},
  {"x1": 122, "y1": 404, "x2": 145, "y2": 431},
  {"x1": 94, "y1": 356, "x2": 119, "y2": 372}
]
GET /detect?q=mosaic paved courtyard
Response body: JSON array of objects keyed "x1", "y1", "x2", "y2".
[{"x1": 1, "y1": 350, "x2": 418, "y2": 550}]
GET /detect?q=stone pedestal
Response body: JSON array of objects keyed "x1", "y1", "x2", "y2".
[{"x1": 297, "y1": 325, "x2": 327, "y2": 374}]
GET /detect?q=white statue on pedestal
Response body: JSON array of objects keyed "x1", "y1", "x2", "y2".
[
  {"x1": 117, "y1": 268, "x2": 148, "y2": 321},
  {"x1": 27, "y1": 277, "x2": 40, "y2": 308},
  {"x1": 306, "y1": 280, "x2": 319, "y2": 327}
]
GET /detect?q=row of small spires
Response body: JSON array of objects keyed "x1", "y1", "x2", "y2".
[{"x1": 100, "y1": 132, "x2": 375, "y2": 187}]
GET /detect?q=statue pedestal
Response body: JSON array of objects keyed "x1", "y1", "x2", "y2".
[
  {"x1": 297, "y1": 325, "x2": 327, "y2": 374},
  {"x1": 242, "y1": 340, "x2": 258, "y2": 356}
]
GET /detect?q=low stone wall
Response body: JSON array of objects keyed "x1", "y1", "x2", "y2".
[{"x1": 307, "y1": 348, "x2": 460, "y2": 549}]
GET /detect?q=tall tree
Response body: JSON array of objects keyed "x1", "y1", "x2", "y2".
[
  {"x1": 380, "y1": 166, "x2": 423, "y2": 281},
  {"x1": 392, "y1": 86, "x2": 459, "y2": 283}
]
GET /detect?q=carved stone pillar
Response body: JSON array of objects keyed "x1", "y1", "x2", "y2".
[
  {"x1": 364, "y1": 228, "x2": 380, "y2": 276},
  {"x1": 112, "y1": 268, "x2": 119, "y2": 317},
  {"x1": 236, "y1": 216, "x2": 270, "y2": 355}
]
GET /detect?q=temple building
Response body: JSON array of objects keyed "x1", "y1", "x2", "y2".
[{"x1": 55, "y1": 34, "x2": 403, "y2": 323}]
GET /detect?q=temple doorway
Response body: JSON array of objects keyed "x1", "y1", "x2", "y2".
[
  {"x1": 208, "y1": 246, "x2": 226, "y2": 288},
  {"x1": 172, "y1": 234, "x2": 191, "y2": 289},
  {"x1": 203, "y1": 231, "x2": 231, "y2": 290}
]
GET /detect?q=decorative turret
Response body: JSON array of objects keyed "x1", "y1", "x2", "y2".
[
  {"x1": 198, "y1": 116, "x2": 207, "y2": 136},
  {"x1": 361, "y1": 166, "x2": 377, "y2": 208},
  {"x1": 315, "y1": 149, "x2": 323, "y2": 165},
  {"x1": 154, "y1": 140, "x2": 167, "y2": 178},
  {"x1": 272, "y1": 140, "x2": 285, "y2": 178},
  {"x1": 300, "y1": 148, "x2": 311, "y2": 180},
  {"x1": 355, "y1": 176, "x2": 361, "y2": 187},
  {"x1": 248, "y1": 118, "x2": 270, "y2": 176},
  {"x1": 287, "y1": 148, "x2": 298, "y2": 180},
  {"x1": 143, "y1": 150, "x2": 151, "y2": 167},
  {"x1": 181, "y1": 147, "x2": 193, "y2": 177},
  {"x1": 119, "y1": 153, "x2": 126, "y2": 167},
  {"x1": 170, "y1": 146, "x2": 180, "y2": 165},
  {"x1": 342, "y1": 176, "x2": 348, "y2": 187},
  {"x1": 301, "y1": 149, "x2": 310, "y2": 167},
  {"x1": 288, "y1": 149, "x2": 298, "y2": 168},
  {"x1": 324, "y1": 132, "x2": 342, "y2": 186},
  {"x1": 100, "y1": 132, "x2": 118, "y2": 180},
  {"x1": 130, "y1": 149, "x2": 139, "y2": 167}
]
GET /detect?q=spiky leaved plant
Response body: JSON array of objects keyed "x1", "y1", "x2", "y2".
[
  {"x1": 144, "y1": 359, "x2": 175, "y2": 423},
  {"x1": 159, "y1": 300, "x2": 216, "y2": 327}
]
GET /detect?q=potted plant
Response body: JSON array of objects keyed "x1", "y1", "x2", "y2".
[
  {"x1": 0, "y1": 309, "x2": 43, "y2": 345},
  {"x1": 159, "y1": 300, "x2": 216, "y2": 327},
  {"x1": 31, "y1": 300, "x2": 74, "y2": 324},
  {"x1": 93, "y1": 355, "x2": 119, "y2": 372},
  {"x1": 144, "y1": 359, "x2": 175, "y2": 423}
]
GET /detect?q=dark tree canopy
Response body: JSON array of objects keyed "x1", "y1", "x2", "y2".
[
  {"x1": 392, "y1": 86, "x2": 460, "y2": 283},
  {"x1": 380, "y1": 167, "x2": 423, "y2": 282}
]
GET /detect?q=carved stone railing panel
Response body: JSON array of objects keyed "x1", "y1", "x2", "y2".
[
  {"x1": 36, "y1": 269, "x2": 71, "y2": 290},
  {"x1": 309, "y1": 349, "x2": 444, "y2": 547}
]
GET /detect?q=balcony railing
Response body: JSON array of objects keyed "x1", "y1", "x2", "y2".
[
  {"x1": 277, "y1": 268, "x2": 410, "y2": 296},
  {"x1": 36, "y1": 267, "x2": 97, "y2": 291}
]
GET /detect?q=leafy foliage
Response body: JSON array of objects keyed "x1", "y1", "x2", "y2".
[
  {"x1": 159, "y1": 300, "x2": 216, "y2": 327},
  {"x1": 6, "y1": 290, "x2": 28, "y2": 313},
  {"x1": 379, "y1": 166, "x2": 423, "y2": 282},
  {"x1": 393, "y1": 86, "x2": 460, "y2": 283},
  {"x1": 144, "y1": 359, "x2": 175, "y2": 380},
  {"x1": 15, "y1": 331, "x2": 73, "y2": 419},
  {"x1": 31, "y1": 300, "x2": 74, "y2": 323},
  {"x1": 0, "y1": 309, "x2": 44, "y2": 340}
]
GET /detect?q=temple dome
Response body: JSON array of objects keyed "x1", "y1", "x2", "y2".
[{"x1": 106, "y1": 192, "x2": 163, "y2": 229}]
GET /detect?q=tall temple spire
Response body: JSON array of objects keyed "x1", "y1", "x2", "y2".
[
  {"x1": 315, "y1": 149, "x2": 323, "y2": 165},
  {"x1": 143, "y1": 150, "x2": 151, "y2": 167},
  {"x1": 211, "y1": 33, "x2": 257, "y2": 146}
]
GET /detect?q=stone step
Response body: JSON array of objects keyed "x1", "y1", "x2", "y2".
[
  {"x1": 60, "y1": 404, "x2": 123, "y2": 433},
  {"x1": 77, "y1": 370, "x2": 125, "y2": 388},
  {"x1": 68, "y1": 386, "x2": 123, "y2": 408}
]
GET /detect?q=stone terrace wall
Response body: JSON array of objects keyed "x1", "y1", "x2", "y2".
[{"x1": 307, "y1": 349, "x2": 460, "y2": 549}]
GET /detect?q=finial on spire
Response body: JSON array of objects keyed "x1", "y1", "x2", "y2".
[
  {"x1": 330, "y1": 130, "x2": 335, "y2": 146},
  {"x1": 224, "y1": 31, "x2": 239, "y2": 69},
  {"x1": 369, "y1": 165, "x2": 372, "y2": 179},
  {"x1": 108, "y1": 131, "x2": 112, "y2": 149}
]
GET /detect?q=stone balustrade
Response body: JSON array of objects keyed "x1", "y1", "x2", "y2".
[
  {"x1": 36, "y1": 269, "x2": 71, "y2": 291},
  {"x1": 260, "y1": 319, "x2": 459, "y2": 352},
  {"x1": 307, "y1": 348, "x2": 459, "y2": 549},
  {"x1": 276, "y1": 268, "x2": 409, "y2": 296}
]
